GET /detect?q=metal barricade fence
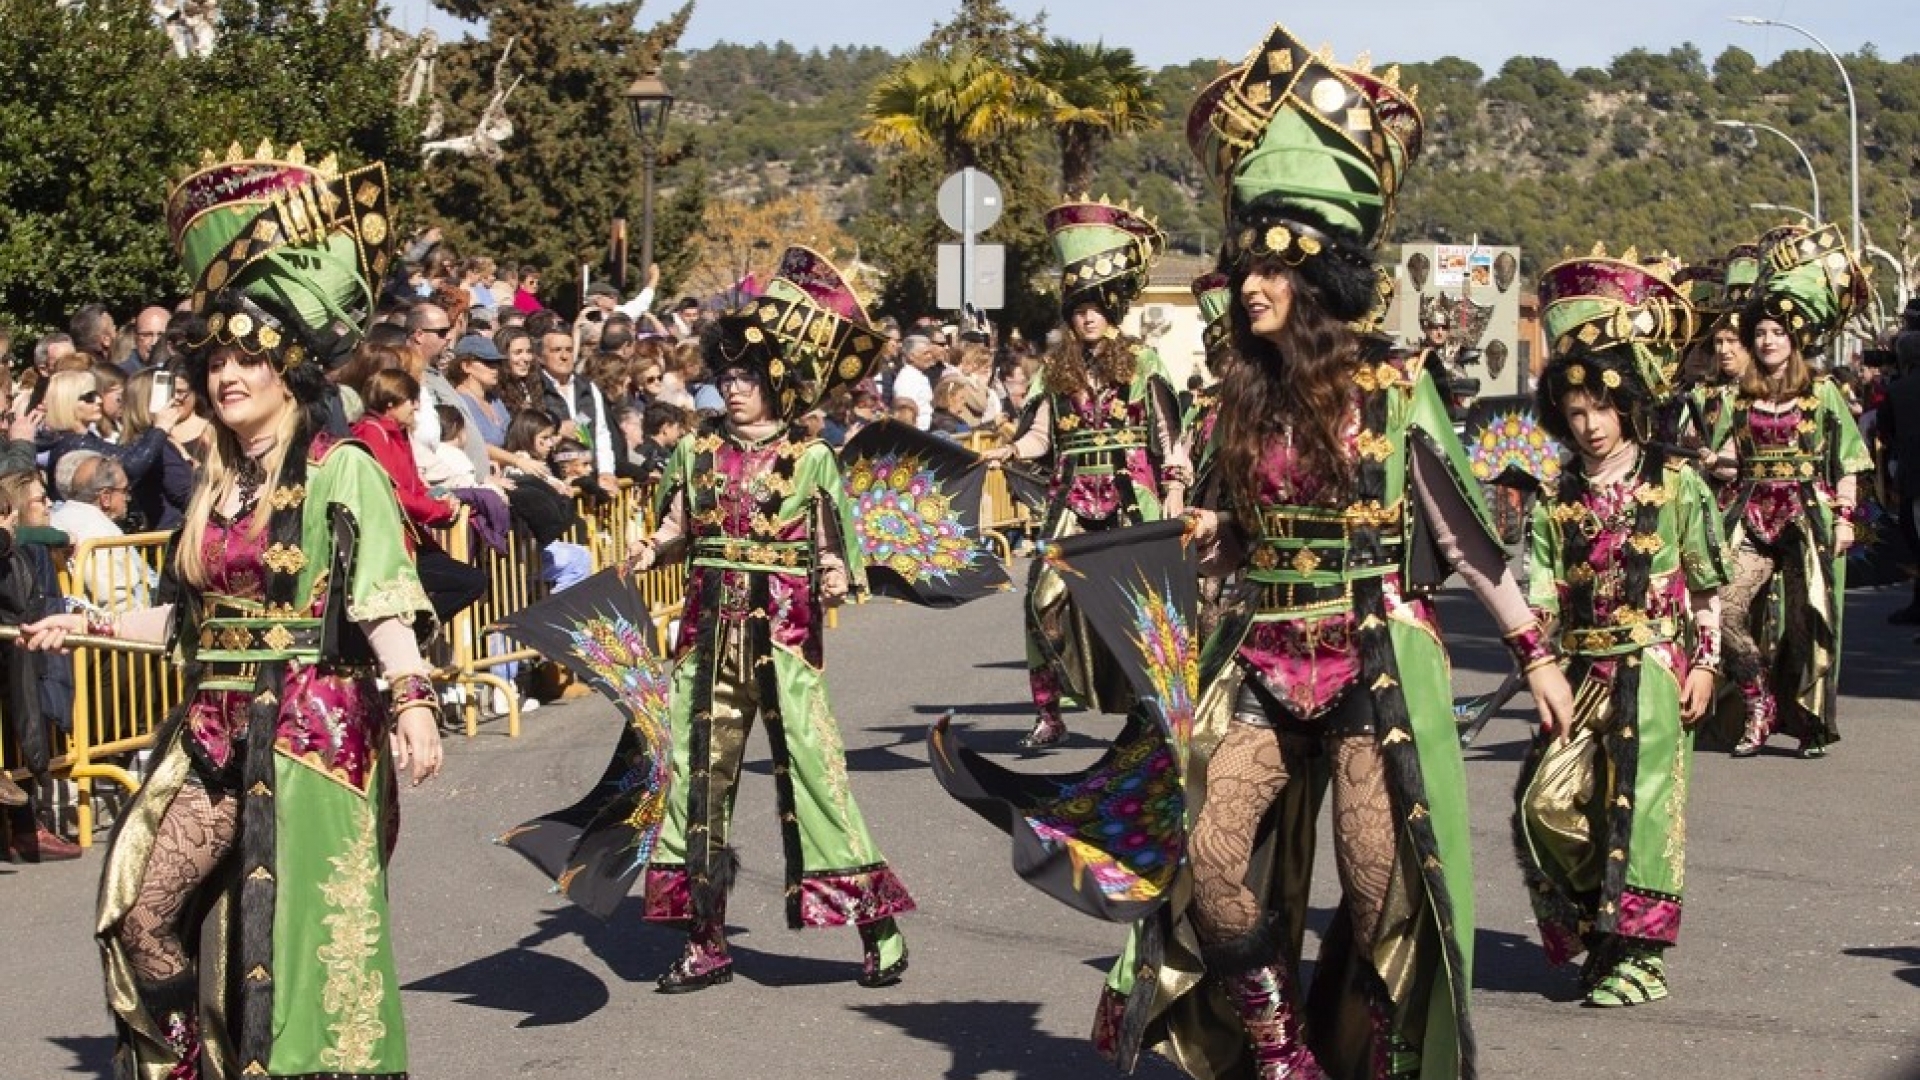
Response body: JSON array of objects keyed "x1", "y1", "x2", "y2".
[
  {"x1": 2, "y1": 474, "x2": 822, "y2": 843},
  {"x1": 60, "y1": 532, "x2": 179, "y2": 847}
]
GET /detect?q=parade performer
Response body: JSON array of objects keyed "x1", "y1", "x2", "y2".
[
  {"x1": 1514, "y1": 255, "x2": 1729, "y2": 1007},
  {"x1": 22, "y1": 142, "x2": 441, "y2": 1079},
  {"x1": 984, "y1": 198, "x2": 1189, "y2": 748},
  {"x1": 1673, "y1": 244, "x2": 1762, "y2": 456},
  {"x1": 1699, "y1": 224, "x2": 1871, "y2": 758},
  {"x1": 628, "y1": 247, "x2": 914, "y2": 993},
  {"x1": 1096, "y1": 28, "x2": 1574, "y2": 1079}
]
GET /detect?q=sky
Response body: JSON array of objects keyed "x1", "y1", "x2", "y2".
[{"x1": 386, "y1": 0, "x2": 1916, "y2": 74}]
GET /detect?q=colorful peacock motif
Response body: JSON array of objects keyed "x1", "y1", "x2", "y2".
[{"x1": 845, "y1": 451, "x2": 984, "y2": 585}]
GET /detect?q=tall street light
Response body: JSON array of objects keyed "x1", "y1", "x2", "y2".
[
  {"x1": 1716, "y1": 118, "x2": 1822, "y2": 222},
  {"x1": 1731, "y1": 16, "x2": 1859, "y2": 257},
  {"x1": 1748, "y1": 201, "x2": 1816, "y2": 225},
  {"x1": 624, "y1": 71, "x2": 675, "y2": 281}
]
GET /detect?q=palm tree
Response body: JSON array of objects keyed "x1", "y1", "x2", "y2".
[
  {"x1": 1021, "y1": 39, "x2": 1159, "y2": 197},
  {"x1": 859, "y1": 46, "x2": 1039, "y2": 172}
]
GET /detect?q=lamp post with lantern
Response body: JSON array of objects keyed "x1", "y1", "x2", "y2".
[{"x1": 624, "y1": 70, "x2": 675, "y2": 280}]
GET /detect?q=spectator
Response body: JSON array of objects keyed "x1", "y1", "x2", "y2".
[
  {"x1": 462, "y1": 255, "x2": 498, "y2": 311},
  {"x1": 890, "y1": 398, "x2": 919, "y2": 427},
  {"x1": 668, "y1": 295, "x2": 703, "y2": 339},
  {"x1": 928, "y1": 378, "x2": 973, "y2": 438},
  {"x1": 1882, "y1": 317, "x2": 1920, "y2": 624},
  {"x1": 92, "y1": 362, "x2": 128, "y2": 443},
  {"x1": 349, "y1": 369, "x2": 486, "y2": 625},
  {"x1": 0, "y1": 469, "x2": 80, "y2": 861},
  {"x1": 421, "y1": 404, "x2": 480, "y2": 491},
  {"x1": 500, "y1": 409, "x2": 594, "y2": 594},
  {"x1": 447, "y1": 334, "x2": 514, "y2": 465},
  {"x1": 39, "y1": 370, "x2": 178, "y2": 502},
  {"x1": 126, "y1": 306, "x2": 171, "y2": 374},
  {"x1": 512, "y1": 265, "x2": 546, "y2": 314},
  {"x1": 121, "y1": 369, "x2": 194, "y2": 530},
  {"x1": 493, "y1": 326, "x2": 542, "y2": 413},
  {"x1": 32, "y1": 332, "x2": 76, "y2": 381},
  {"x1": 891, "y1": 334, "x2": 937, "y2": 430},
  {"x1": 49, "y1": 452, "x2": 151, "y2": 612},
  {"x1": 70, "y1": 302, "x2": 117, "y2": 364},
  {"x1": 632, "y1": 400, "x2": 688, "y2": 484},
  {"x1": 536, "y1": 329, "x2": 619, "y2": 496}
]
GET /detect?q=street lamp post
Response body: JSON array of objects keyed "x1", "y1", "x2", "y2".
[
  {"x1": 1715, "y1": 118, "x2": 1822, "y2": 223},
  {"x1": 624, "y1": 71, "x2": 675, "y2": 281},
  {"x1": 1748, "y1": 201, "x2": 1816, "y2": 225},
  {"x1": 1731, "y1": 16, "x2": 1859, "y2": 257}
]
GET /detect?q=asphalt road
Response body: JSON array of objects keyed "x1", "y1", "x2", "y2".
[{"x1": 4, "y1": 575, "x2": 1916, "y2": 1079}]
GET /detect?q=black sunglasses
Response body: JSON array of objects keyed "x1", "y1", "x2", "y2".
[{"x1": 79, "y1": 391, "x2": 102, "y2": 403}]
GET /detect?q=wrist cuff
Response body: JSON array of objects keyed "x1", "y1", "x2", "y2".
[{"x1": 1504, "y1": 622, "x2": 1556, "y2": 670}]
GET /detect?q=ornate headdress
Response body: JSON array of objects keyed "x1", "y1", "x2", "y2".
[
  {"x1": 1191, "y1": 272, "x2": 1234, "y2": 368},
  {"x1": 1045, "y1": 197, "x2": 1165, "y2": 323},
  {"x1": 167, "y1": 140, "x2": 393, "y2": 399},
  {"x1": 1187, "y1": 24, "x2": 1423, "y2": 322},
  {"x1": 1417, "y1": 292, "x2": 1456, "y2": 330},
  {"x1": 714, "y1": 246, "x2": 885, "y2": 423},
  {"x1": 1671, "y1": 260, "x2": 1726, "y2": 348},
  {"x1": 1746, "y1": 222, "x2": 1868, "y2": 354},
  {"x1": 1537, "y1": 245, "x2": 1698, "y2": 401}
]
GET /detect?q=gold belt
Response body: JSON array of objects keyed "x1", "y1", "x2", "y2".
[
  {"x1": 1739, "y1": 457, "x2": 1820, "y2": 481},
  {"x1": 692, "y1": 537, "x2": 814, "y2": 572},
  {"x1": 1559, "y1": 616, "x2": 1679, "y2": 656}
]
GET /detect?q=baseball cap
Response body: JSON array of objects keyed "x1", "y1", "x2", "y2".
[{"x1": 452, "y1": 333, "x2": 504, "y2": 363}]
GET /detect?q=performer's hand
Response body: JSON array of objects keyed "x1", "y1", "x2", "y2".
[
  {"x1": 981, "y1": 446, "x2": 1014, "y2": 465},
  {"x1": 390, "y1": 705, "x2": 443, "y2": 786},
  {"x1": 821, "y1": 566, "x2": 850, "y2": 606},
  {"x1": 1183, "y1": 508, "x2": 1219, "y2": 546},
  {"x1": 1833, "y1": 519, "x2": 1854, "y2": 555},
  {"x1": 1525, "y1": 662, "x2": 1576, "y2": 742},
  {"x1": 1164, "y1": 488, "x2": 1185, "y2": 518},
  {"x1": 627, "y1": 539, "x2": 656, "y2": 572},
  {"x1": 17, "y1": 613, "x2": 88, "y2": 652},
  {"x1": 1679, "y1": 668, "x2": 1717, "y2": 728}
]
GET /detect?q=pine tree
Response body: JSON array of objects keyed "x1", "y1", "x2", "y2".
[{"x1": 419, "y1": 0, "x2": 695, "y2": 314}]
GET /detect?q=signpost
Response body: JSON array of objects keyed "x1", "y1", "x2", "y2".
[{"x1": 936, "y1": 168, "x2": 1004, "y2": 316}]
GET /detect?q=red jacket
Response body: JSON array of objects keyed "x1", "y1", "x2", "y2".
[{"x1": 350, "y1": 413, "x2": 454, "y2": 550}]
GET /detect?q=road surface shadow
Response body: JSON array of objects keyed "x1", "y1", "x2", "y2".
[
  {"x1": 736, "y1": 721, "x2": 929, "y2": 776},
  {"x1": 1843, "y1": 945, "x2": 1920, "y2": 989},
  {"x1": 1474, "y1": 926, "x2": 1581, "y2": 1001},
  {"x1": 403, "y1": 947, "x2": 611, "y2": 1027},
  {"x1": 44, "y1": 1034, "x2": 113, "y2": 1075},
  {"x1": 851, "y1": 1000, "x2": 1186, "y2": 1079}
]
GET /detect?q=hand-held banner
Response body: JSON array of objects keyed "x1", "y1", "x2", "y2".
[
  {"x1": 839, "y1": 419, "x2": 1010, "y2": 606},
  {"x1": 493, "y1": 568, "x2": 672, "y2": 919}
]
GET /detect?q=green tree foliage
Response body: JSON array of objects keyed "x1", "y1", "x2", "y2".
[
  {"x1": 419, "y1": 0, "x2": 695, "y2": 310},
  {"x1": 0, "y1": 0, "x2": 414, "y2": 334},
  {"x1": 1021, "y1": 39, "x2": 1160, "y2": 197}
]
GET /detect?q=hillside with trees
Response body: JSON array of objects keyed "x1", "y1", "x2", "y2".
[{"x1": 661, "y1": 27, "x2": 1919, "y2": 332}]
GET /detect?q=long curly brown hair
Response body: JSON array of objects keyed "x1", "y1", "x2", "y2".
[
  {"x1": 1215, "y1": 259, "x2": 1361, "y2": 520},
  {"x1": 1040, "y1": 329, "x2": 1139, "y2": 400}
]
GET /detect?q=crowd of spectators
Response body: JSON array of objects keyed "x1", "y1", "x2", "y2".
[{"x1": 0, "y1": 229, "x2": 1063, "y2": 865}]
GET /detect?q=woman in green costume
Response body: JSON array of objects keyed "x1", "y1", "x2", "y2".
[
  {"x1": 1095, "y1": 25, "x2": 1573, "y2": 1080},
  {"x1": 1698, "y1": 224, "x2": 1871, "y2": 758},
  {"x1": 1515, "y1": 253, "x2": 1731, "y2": 1006},
  {"x1": 984, "y1": 198, "x2": 1189, "y2": 749},
  {"x1": 24, "y1": 144, "x2": 442, "y2": 1079},
  {"x1": 629, "y1": 247, "x2": 914, "y2": 993}
]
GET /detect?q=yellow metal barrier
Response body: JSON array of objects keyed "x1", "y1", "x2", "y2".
[
  {"x1": 979, "y1": 465, "x2": 1033, "y2": 563},
  {"x1": 62, "y1": 531, "x2": 179, "y2": 847}
]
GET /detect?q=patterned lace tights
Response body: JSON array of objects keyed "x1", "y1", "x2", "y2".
[
  {"x1": 119, "y1": 783, "x2": 240, "y2": 988},
  {"x1": 1718, "y1": 542, "x2": 1778, "y2": 690},
  {"x1": 1192, "y1": 723, "x2": 1397, "y2": 952}
]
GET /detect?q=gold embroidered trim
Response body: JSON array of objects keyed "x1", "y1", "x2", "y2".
[{"x1": 315, "y1": 811, "x2": 388, "y2": 1071}]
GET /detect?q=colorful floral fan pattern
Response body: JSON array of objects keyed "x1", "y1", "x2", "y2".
[{"x1": 846, "y1": 451, "x2": 984, "y2": 585}]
